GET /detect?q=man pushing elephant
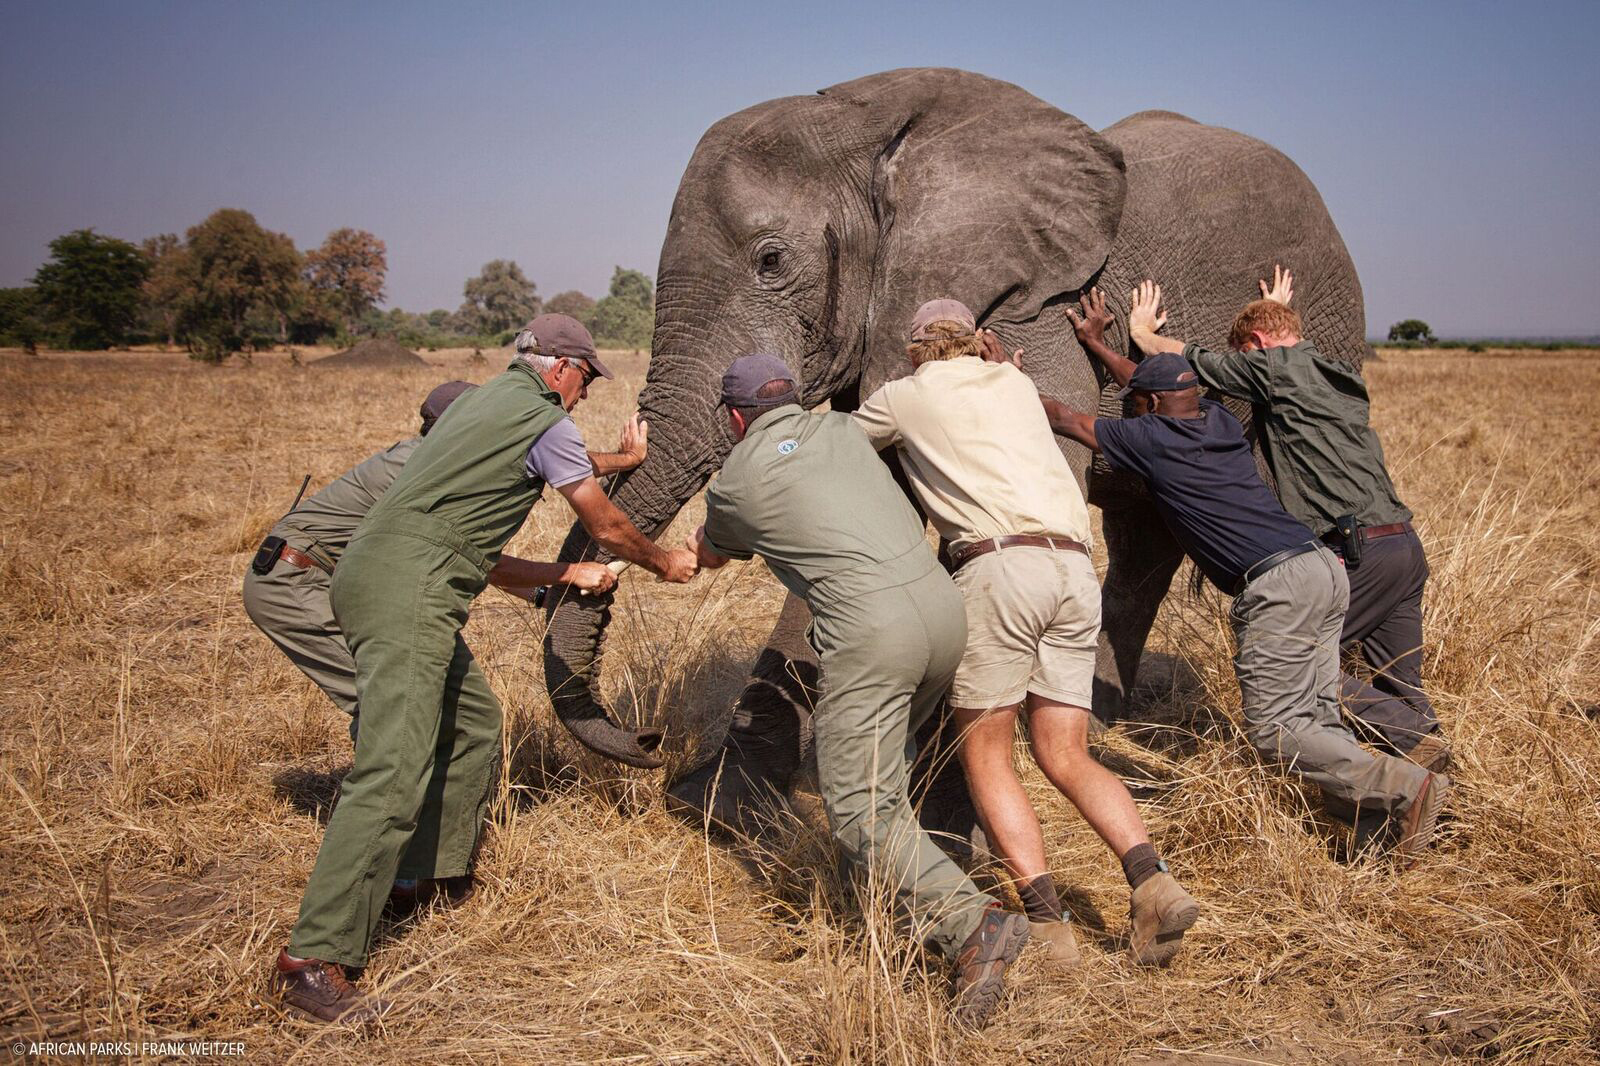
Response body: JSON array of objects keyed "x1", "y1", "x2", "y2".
[
  {"x1": 270, "y1": 314, "x2": 698, "y2": 1025},
  {"x1": 688, "y1": 354, "x2": 1030, "y2": 1029}
]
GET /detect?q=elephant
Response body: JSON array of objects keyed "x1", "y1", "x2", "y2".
[{"x1": 539, "y1": 67, "x2": 1369, "y2": 833}]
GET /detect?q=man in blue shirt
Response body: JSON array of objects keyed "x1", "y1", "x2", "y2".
[{"x1": 1032, "y1": 345, "x2": 1448, "y2": 866}]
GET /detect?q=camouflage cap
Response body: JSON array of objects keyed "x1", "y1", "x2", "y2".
[{"x1": 514, "y1": 313, "x2": 612, "y2": 380}]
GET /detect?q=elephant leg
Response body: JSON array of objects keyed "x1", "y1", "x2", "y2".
[
  {"x1": 909, "y1": 706, "x2": 985, "y2": 864},
  {"x1": 666, "y1": 592, "x2": 817, "y2": 836},
  {"x1": 1093, "y1": 499, "x2": 1185, "y2": 724}
]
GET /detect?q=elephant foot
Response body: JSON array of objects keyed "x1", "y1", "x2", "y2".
[{"x1": 665, "y1": 753, "x2": 795, "y2": 841}]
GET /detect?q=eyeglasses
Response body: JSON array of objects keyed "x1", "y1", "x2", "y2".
[{"x1": 565, "y1": 359, "x2": 597, "y2": 386}]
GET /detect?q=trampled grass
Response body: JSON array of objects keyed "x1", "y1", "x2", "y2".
[{"x1": 1, "y1": 345, "x2": 1596, "y2": 1063}]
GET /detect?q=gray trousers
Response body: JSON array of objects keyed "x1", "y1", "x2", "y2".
[
  {"x1": 242, "y1": 562, "x2": 360, "y2": 741},
  {"x1": 1333, "y1": 529, "x2": 1439, "y2": 755},
  {"x1": 1230, "y1": 546, "x2": 1426, "y2": 814}
]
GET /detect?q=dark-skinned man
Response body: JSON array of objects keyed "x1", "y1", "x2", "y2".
[
  {"x1": 1023, "y1": 289, "x2": 1448, "y2": 868},
  {"x1": 1076, "y1": 272, "x2": 1448, "y2": 771},
  {"x1": 270, "y1": 314, "x2": 698, "y2": 1024},
  {"x1": 687, "y1": 353, "x2": 1030, "y2": 1030}
]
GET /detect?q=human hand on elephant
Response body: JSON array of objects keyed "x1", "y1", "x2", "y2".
[
  {"x1": 976, "y1": 328, "x2": 1023, "y2": 368},
  {"x1": 566, "y1": 561, "x2": 619, "y2": 595},
  {"x1": 657, "y1": 547, "x2": 699, "y2": 583},
  {"x1": 686, "y1": 525, "x2": 730, "y2": 570},
  {"x1": 1128, "y1": 280, "x2": 1168, "y2": 338},
  {"x1": 1259, "y1": 264, "x2": 1294, "y2": 306},
  {"x1": 1064, "y1": 286, "x2": 1115, "y2": 347},
  {"x1": 615, "y1": 413, "x2": 650, "y2": 470}
]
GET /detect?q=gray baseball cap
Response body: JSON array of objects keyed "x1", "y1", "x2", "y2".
[
  {"x1": 514, "y1": 313, "x2": 612, "y2": 380},
  {"x1": 420, "y1": 380, "x2": 477, "y2": 435},
  {"x1": 909, "y1": 298, "x2": 976, "y2": 341},
  {"x1": 720, "y1": 353, "x2": 798, "y2": 407}
]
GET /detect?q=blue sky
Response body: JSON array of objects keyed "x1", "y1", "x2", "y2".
[{"x1": 2, "y1": 0, "x2": 1596, "y2": 337}]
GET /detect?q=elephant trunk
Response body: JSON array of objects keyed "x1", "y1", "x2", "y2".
[{"x1": 541, "y1": 311, "x2": 735, "y2": 768}]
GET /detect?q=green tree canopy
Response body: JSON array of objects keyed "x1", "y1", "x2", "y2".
[
  {"x1": 458, "y1": 259, "x2": 540, "y2": 336},
  {"x1": 588, "y1": 267, "x2": 654, "y2": 351},
  {"x1": 31, "y1": 229, "x2": 149, "y2": 349},
  {"x1": 140, "y1": 234, "x2": 187, "y2": 349},
  {"x1": 0, "y1": 287, "x2": 45, "y2": 352},
  {"x1": 305, "y1": 228, "x2": 388, "y2": 334},
  {"x1": 544, "y1": 289, "x2": 596, "y2": 324},
  {"x1": 1387, "y1": 319, "x2": 1436, "y2": 343},
  {"x1": 176, "y1": 209, "x2": 303, "y2": 361}
]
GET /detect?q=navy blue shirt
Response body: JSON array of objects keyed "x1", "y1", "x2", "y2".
[{"x1": 1096, "y1": 400, "x2": 1314, "y2": 593}]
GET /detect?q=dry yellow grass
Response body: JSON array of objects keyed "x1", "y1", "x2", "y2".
[{"x1": 1, "y1": 344, "x2": 1597, "y2": 1063}]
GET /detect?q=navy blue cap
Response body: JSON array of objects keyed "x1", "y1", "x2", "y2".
[
  {"x1": 721, "y1": 353, "x2": 799, "y2": 407},
  {"x1": 1119, "y1": 353, "x2": 1199, "y2": 397}
]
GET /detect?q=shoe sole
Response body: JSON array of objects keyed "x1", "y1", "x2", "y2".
[
  {"x1": 952, "y1": 914, "x2": 1031, "y2": 1028},
  {"x1": 1131, "y1": 897, "x2": 1200, "y2": 967},
  {"x1": 1396, "y1": 773, "x2": 1451, "y2": 869}
]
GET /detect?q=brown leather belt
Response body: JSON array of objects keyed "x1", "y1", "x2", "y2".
[
  {"x1": 1322, "y1": 521, "x2": 1412, "y2": 547},
  {"x1": 280, "y1": 546, "x2": 333, "y2": 574},
  {"x1": 950, "y1": 534, "x2": 1089, "y2": 572}
]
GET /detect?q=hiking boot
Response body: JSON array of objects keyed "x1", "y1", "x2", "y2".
[
  {"x1": 270, "y1": 949, "x2": 390, "y2": 1024},
  {"x1": 1395, "y1": 772, "x2": 1451, "y2": 869},
  {"x1": 950, "y1": 904, "x2": 1031, "y2": 1029},
  {"x1": 1128, "y1": 873, "x2": 1199, "y2": 966},
  {"x1": 1027, "y1": 919, "x2": 1081, "y2": 967},
  {"x1": 1406, "y1": 734, "x2": 1452, "y2": 774},
  {"x1": 384, "y1": 874, "x2": 477, "y2": 921}
]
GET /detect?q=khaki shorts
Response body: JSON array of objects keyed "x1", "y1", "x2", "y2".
[{"x1": 949, "y1": 545, "x2": 1101, "y2": 709}]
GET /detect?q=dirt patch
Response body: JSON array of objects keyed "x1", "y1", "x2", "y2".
[{"x1": 311, "y1": 337, "x2": 428, "y2": 369}]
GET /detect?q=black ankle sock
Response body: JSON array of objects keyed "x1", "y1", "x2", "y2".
[
  {"x1": 1016, "y1": 874, "x2": 1063, "y2": 922},
  {"x1": 1121, "y1": 843, "x2": 1163, "y2": 890}
]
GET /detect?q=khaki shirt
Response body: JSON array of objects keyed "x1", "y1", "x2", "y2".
[
  {"x1": 703, "y1": 405, "x2": 938, "y2": 612},
  {"x1": 275, "y1": 437, "x2": 419, "y2": 563},
  {"x1": 851, "y1": 357, "x2": 1092, "y2": 553},
  {"x1": 1185, "y1": 340, "x2": 1411, "y2": 536}
]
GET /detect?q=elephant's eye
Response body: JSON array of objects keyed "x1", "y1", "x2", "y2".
[{"x1": 758, "y1": 248, "x2": 783, "y2": 275}]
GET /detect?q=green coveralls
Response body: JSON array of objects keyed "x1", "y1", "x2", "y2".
[
  {"x1": 703, "y1": 406, "x2": 995, "y2": 958},
  {"x1": 288, "y1": 363, "x2": 567, "y2": 967},
  {"x1": 242, "y1": 437, "x2": 419, "y2": 735}
]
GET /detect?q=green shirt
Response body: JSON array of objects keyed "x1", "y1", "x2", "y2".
[
  {"x1": 1185, "y1": 339, "x2": 1411, "y2": 536},
  {"x1": 360, "y1": 361, "x2": 568, "y2": 572},
  {"x1": 703, "y1": 406, "x2": 938, "y2": 612},
  {"x1": 274, "y1": 438, "x2": 419, "y2": 564}
]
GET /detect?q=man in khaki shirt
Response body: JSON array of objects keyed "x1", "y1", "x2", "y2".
[{"x1": 853, "y1": 299, "x2": 1198, "y2": 966}]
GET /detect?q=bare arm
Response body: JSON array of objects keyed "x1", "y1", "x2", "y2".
[
  {"x1": 1064, "y1": 286, "x2": 1138, "y2": 387},
  {"x1": 1127, "y1": 279, "x2": 1186, "y2": 357},
  {"x1": 586, "y1": 413, "x2": 649, "y2": 477},
  {"x1": 687, "y1": 525, "x2": 731, "y2": 570},
  {"x1": 487, "y1": 555, "x2": 617, "y2": 600},
  {"x1": 557, "y1": 476, "x2": 697, "y2": 582},
  {"x1": 1039, "y1": 396, "x2": 1101, "y2": 453}
]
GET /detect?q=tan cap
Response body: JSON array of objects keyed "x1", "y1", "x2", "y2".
[
  {"x1": 514, "y1": 313, "x2": 612, "y2": 379},
  {"x1": 909, "y1": 298, "x2": 976, "y2": 341}
]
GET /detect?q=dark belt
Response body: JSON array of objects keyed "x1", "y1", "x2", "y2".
[
  {"x1": 1232, "y1": 541, "x2": 1319, "y2": 596},
  {"x1": 949, "y1": 534, "x2": 1089, "y2": 573},
  {"x1": 1321, "y1": 520, "x2": 1413, "y2": 548},
  {"x1": 281, "y1": 546, "x2": 334, "y2": 574}
]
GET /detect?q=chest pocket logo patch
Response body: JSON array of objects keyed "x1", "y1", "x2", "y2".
[{"x1": 776, "y1": 439, "x2": 799, "y2": 456}]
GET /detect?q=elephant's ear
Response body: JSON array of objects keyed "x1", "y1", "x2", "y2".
[{"x1": 824, "y1": 69, "x2": 1125, "y2": 395}]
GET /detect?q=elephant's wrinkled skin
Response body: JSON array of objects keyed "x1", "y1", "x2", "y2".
[{"x1": 540, "y1": 68, "x2": 1368, "y2": 831}]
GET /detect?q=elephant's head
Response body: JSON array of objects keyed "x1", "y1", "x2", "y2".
[{"x1": 542, "y1": 67, "x2": 1126, "y2": 768}]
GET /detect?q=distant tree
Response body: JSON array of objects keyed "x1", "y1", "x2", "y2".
[
  {"x1": 0, "y1": 287, "x2": 46, "y2": 353},
  {"x1": 140, "y1": 233, "x2": 187, "y2": 349},
  {"x1": 31, "y1": 229, "x2": 150, "y2": 349},
  {"x1": 425, "y1": 308, "x2": 451, "y2": 329},
  {"x1": 545, "y1": 289, "x2": 596, "y2": 325},
  {"x1": 176, "y1": 209, "x2": 303, "y2": 361},
  {"x1": 1387, "y1": 319, "x2": 1435, "y2": 344},
  {"x1": 305, "y1": 228, "x2": 387, "y2": 334},
  {"x1": 457, "y1": 259, "x2": 540, "y2": 336},
  {"x1": 588, "y1": 267, "x2": 654, "y2": 351}
]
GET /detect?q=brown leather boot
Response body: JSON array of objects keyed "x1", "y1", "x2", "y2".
[
  {"x1": 1027, "y1": 919, "x2": 1082, "y2": 967},
  {"x1": 384, "y1": 874, "x2": 477, "y2": 921},
  {"x1": 270, "y1": 949, "x2": 391, "y2": 1024},
  {"x1": 1395, "y1": 772, "x2": 1451, "y2": 869},
  {"x1": 1128, "y1": 872, "x2": 1199, "y2": 966},
  {"x1": 950, "y1": 904, "x2": 1031, "y2": 1029},
  {"x1": 1406, "y1": 734, "x2": 1452, "y2": 774}
]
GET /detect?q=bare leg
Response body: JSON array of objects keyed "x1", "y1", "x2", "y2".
[
  {"x1": 1025, "y1": 696, "x2": 1150, "y2": 858},
  {"x1": 952, "y1": 704, "x2": 1050, "y2": 885}
]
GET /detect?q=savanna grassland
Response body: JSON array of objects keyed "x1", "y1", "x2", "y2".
[{"x1": 1, "y1": 345, "x2": 1597, "y2": 1064}]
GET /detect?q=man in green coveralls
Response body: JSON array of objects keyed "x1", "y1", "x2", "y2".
[
  {"x1": 687, "y1": 354, "x2": 1031, "y2": 1029},
  {"x1": 270, "y1": 315, "x2": 698, "y2": 1024},
  {"x1": 243, "y1": 379, "x2": 636, "y2": 742}
]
